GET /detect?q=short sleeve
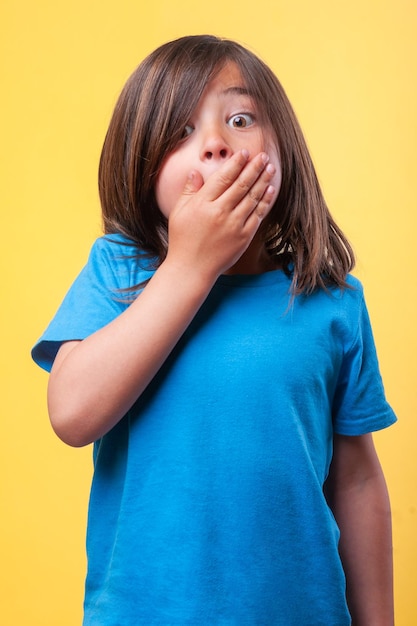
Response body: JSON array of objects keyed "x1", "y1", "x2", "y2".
[
  {"x1": 332, "y1": 286, "x2": 397, "y2": 435},
  {"x1": 31, "y1": 235, "x2": 153, "y2": 372}
]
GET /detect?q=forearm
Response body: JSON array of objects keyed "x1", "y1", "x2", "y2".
[
  {"x1": 326, "y1": 434, "x2": 394, "y2": 626},
  {"x1": 47, "y1": 150, "x2": 276, "y2": 447},
  {"x1": 47, "y1": 260, "x2": 214, "y2": 447},
  {"x1": 335, "y1": 475, "x2": 393, "y2": 624}
]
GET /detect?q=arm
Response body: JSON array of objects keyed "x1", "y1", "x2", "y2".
[
  {"x1": 47, "y1": 150, "x2": 276, "y2": 447},
  {"x1": 324, "y1": 433, "x2": 394, "y2": 626}
]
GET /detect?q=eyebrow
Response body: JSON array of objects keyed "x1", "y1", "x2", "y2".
[{"x1": 222, "y1": 86, "x2": 254, "y2": 98}]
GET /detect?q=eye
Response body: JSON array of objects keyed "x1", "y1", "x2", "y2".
[
  {"x1": 181, "y1": 124, "x2": 194, "y2": 139},
  {"x1": 228, "y1": 113, "x2": 255, "y2": 129}
]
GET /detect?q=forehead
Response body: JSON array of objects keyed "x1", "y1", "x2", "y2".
[
  {"x1": 205, "y1": 61, "x2": 249, "y2": 96},
  {"x1": 197, "y1": 61, "x2": 276, "y2": 138}
]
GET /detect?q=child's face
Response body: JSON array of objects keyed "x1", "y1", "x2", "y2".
[{"x1": 155, "y1": 62, "x2": 282, "y2": 219}]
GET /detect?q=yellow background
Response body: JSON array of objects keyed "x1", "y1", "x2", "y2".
[{"x1": 2, "y1": 0, "x2": 416, "y2": 623}]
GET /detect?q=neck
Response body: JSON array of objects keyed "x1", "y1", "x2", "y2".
[{"x1": 224, "y1": 236, "x2": 279, "y2": 276}]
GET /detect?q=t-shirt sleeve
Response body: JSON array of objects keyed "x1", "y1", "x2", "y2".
[
  {"x1": 31, "y1": 236, "x2": 146, "y2": 373},
  {"x1": 332, "y1": 286, "x2": 397, "y2": 435}
]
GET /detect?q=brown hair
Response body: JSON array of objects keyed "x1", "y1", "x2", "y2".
[{"x1": 99, "y1": 34, "x2": 354, "y2": 295}]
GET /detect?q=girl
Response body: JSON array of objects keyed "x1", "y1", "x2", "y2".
[{"x1": 32, "y1": 35, "x2": 396, "y2": 625}]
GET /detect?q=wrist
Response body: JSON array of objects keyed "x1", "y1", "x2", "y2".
[{"x1": 161, "y1": 254, "x2": 220, "y2": 296}]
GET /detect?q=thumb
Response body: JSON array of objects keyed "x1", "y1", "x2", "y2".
[{"x1": 182, "y1": 170, "x2": 204, "y2": 196}]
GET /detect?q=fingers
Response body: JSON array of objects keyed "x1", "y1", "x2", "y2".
[
  {"x1": 167, "y1": 150, "x2": 278, "y2": 279},
  {"x1": 222, "y1": 154, "x2": 277, "y2": 226},
  {"x1": 177, "y1": 150, "x2": 276, "y2": 221},
  {"x1": 203, "y1": 150, "x2": 277, "y2": 221},
  {"x1": 174, "y1": 149, "x2": 277, "y2": 240},
  {"x1": 202, "y1": 149, "x2": 264, "y2": 202},
  {"x1": 251, "y1": 182, "x2": 276, "y2": 220},
  {"x1": 182, "y1": 170, "x2": 204, "y2": 196}
]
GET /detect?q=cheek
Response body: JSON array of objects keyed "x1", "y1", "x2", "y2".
[
  {"x1": 268, "y1": 148, "x2": 282, "y2": 202},
  {"x1": 155, "y1": 160, "x2": 187, "y2": 219},
  {"x1": 272, "y1": 163, "x2": 282, "y2": 201},
  {"x1": 261, "y1": 132, "x2": 282, "y2": 200}
]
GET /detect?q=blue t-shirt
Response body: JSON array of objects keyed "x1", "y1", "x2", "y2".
[{"x1": 32, "y1": 234, "x2": 396, "y2": 625}]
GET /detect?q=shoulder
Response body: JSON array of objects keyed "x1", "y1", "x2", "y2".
[
  {"x1": 88, "y1": 233, "x2": 138, "y2": 266},
  {"x1": 297, "y1": 274, "x2": 368, "y2": 351},
  {"x1": 31, "y1": 235, "x2": 154, "y2": 371},
  {"x1": 343, "y1": 273, "x2": 364, "y2": 296},
  {"x1": 330, "y1": 274, "x2": 368, "y2": 345},
  {"x1": 322, "y1": 273, "x2": 365, "y2": 321},
  {"x1": 337, "y1": 274, "x2": 365, "y2": 314},
  {"x1": 298, "y1": 273, "x2": 364, "y2": 318},
  {"x1": 86, "y1": 234, "x2": 156, "y2": 291}
]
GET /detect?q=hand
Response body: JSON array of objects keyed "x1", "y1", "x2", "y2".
[{"x1": 166, "y1": 150, "x2": 277, "y2": 282}]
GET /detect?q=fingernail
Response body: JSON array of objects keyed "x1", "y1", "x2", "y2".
[
  {"x1": 261, "y1": 153, "x2": 269, "y2": 164},
  {"x1": 241, "y1": 149, "x2": 249, "y2": 160},
  {"x1": 266, "y1": 163, "x2": 275, "y2": 175}
]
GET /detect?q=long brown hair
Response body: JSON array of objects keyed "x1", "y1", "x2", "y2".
[{"x1": 99, "y1": 34, "x2": 354, "y2": 295}]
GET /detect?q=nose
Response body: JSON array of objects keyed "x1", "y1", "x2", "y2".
[{"x1": 200, "y1": 125, "x2": 233, "y2": 162}]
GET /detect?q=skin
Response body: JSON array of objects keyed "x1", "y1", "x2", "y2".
[
  {"x1": 47, "y1": 63, "x2": 394, "y2": 624},
  {"x1": 325, "y1": 434, "x2": 394, "y2": 625},
  {"x1": 48, "y1": 64, "x2": 279, "y2": 445},
  {"x1": 156, "y1": 62, "x2": 282, "y2": 275}
]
